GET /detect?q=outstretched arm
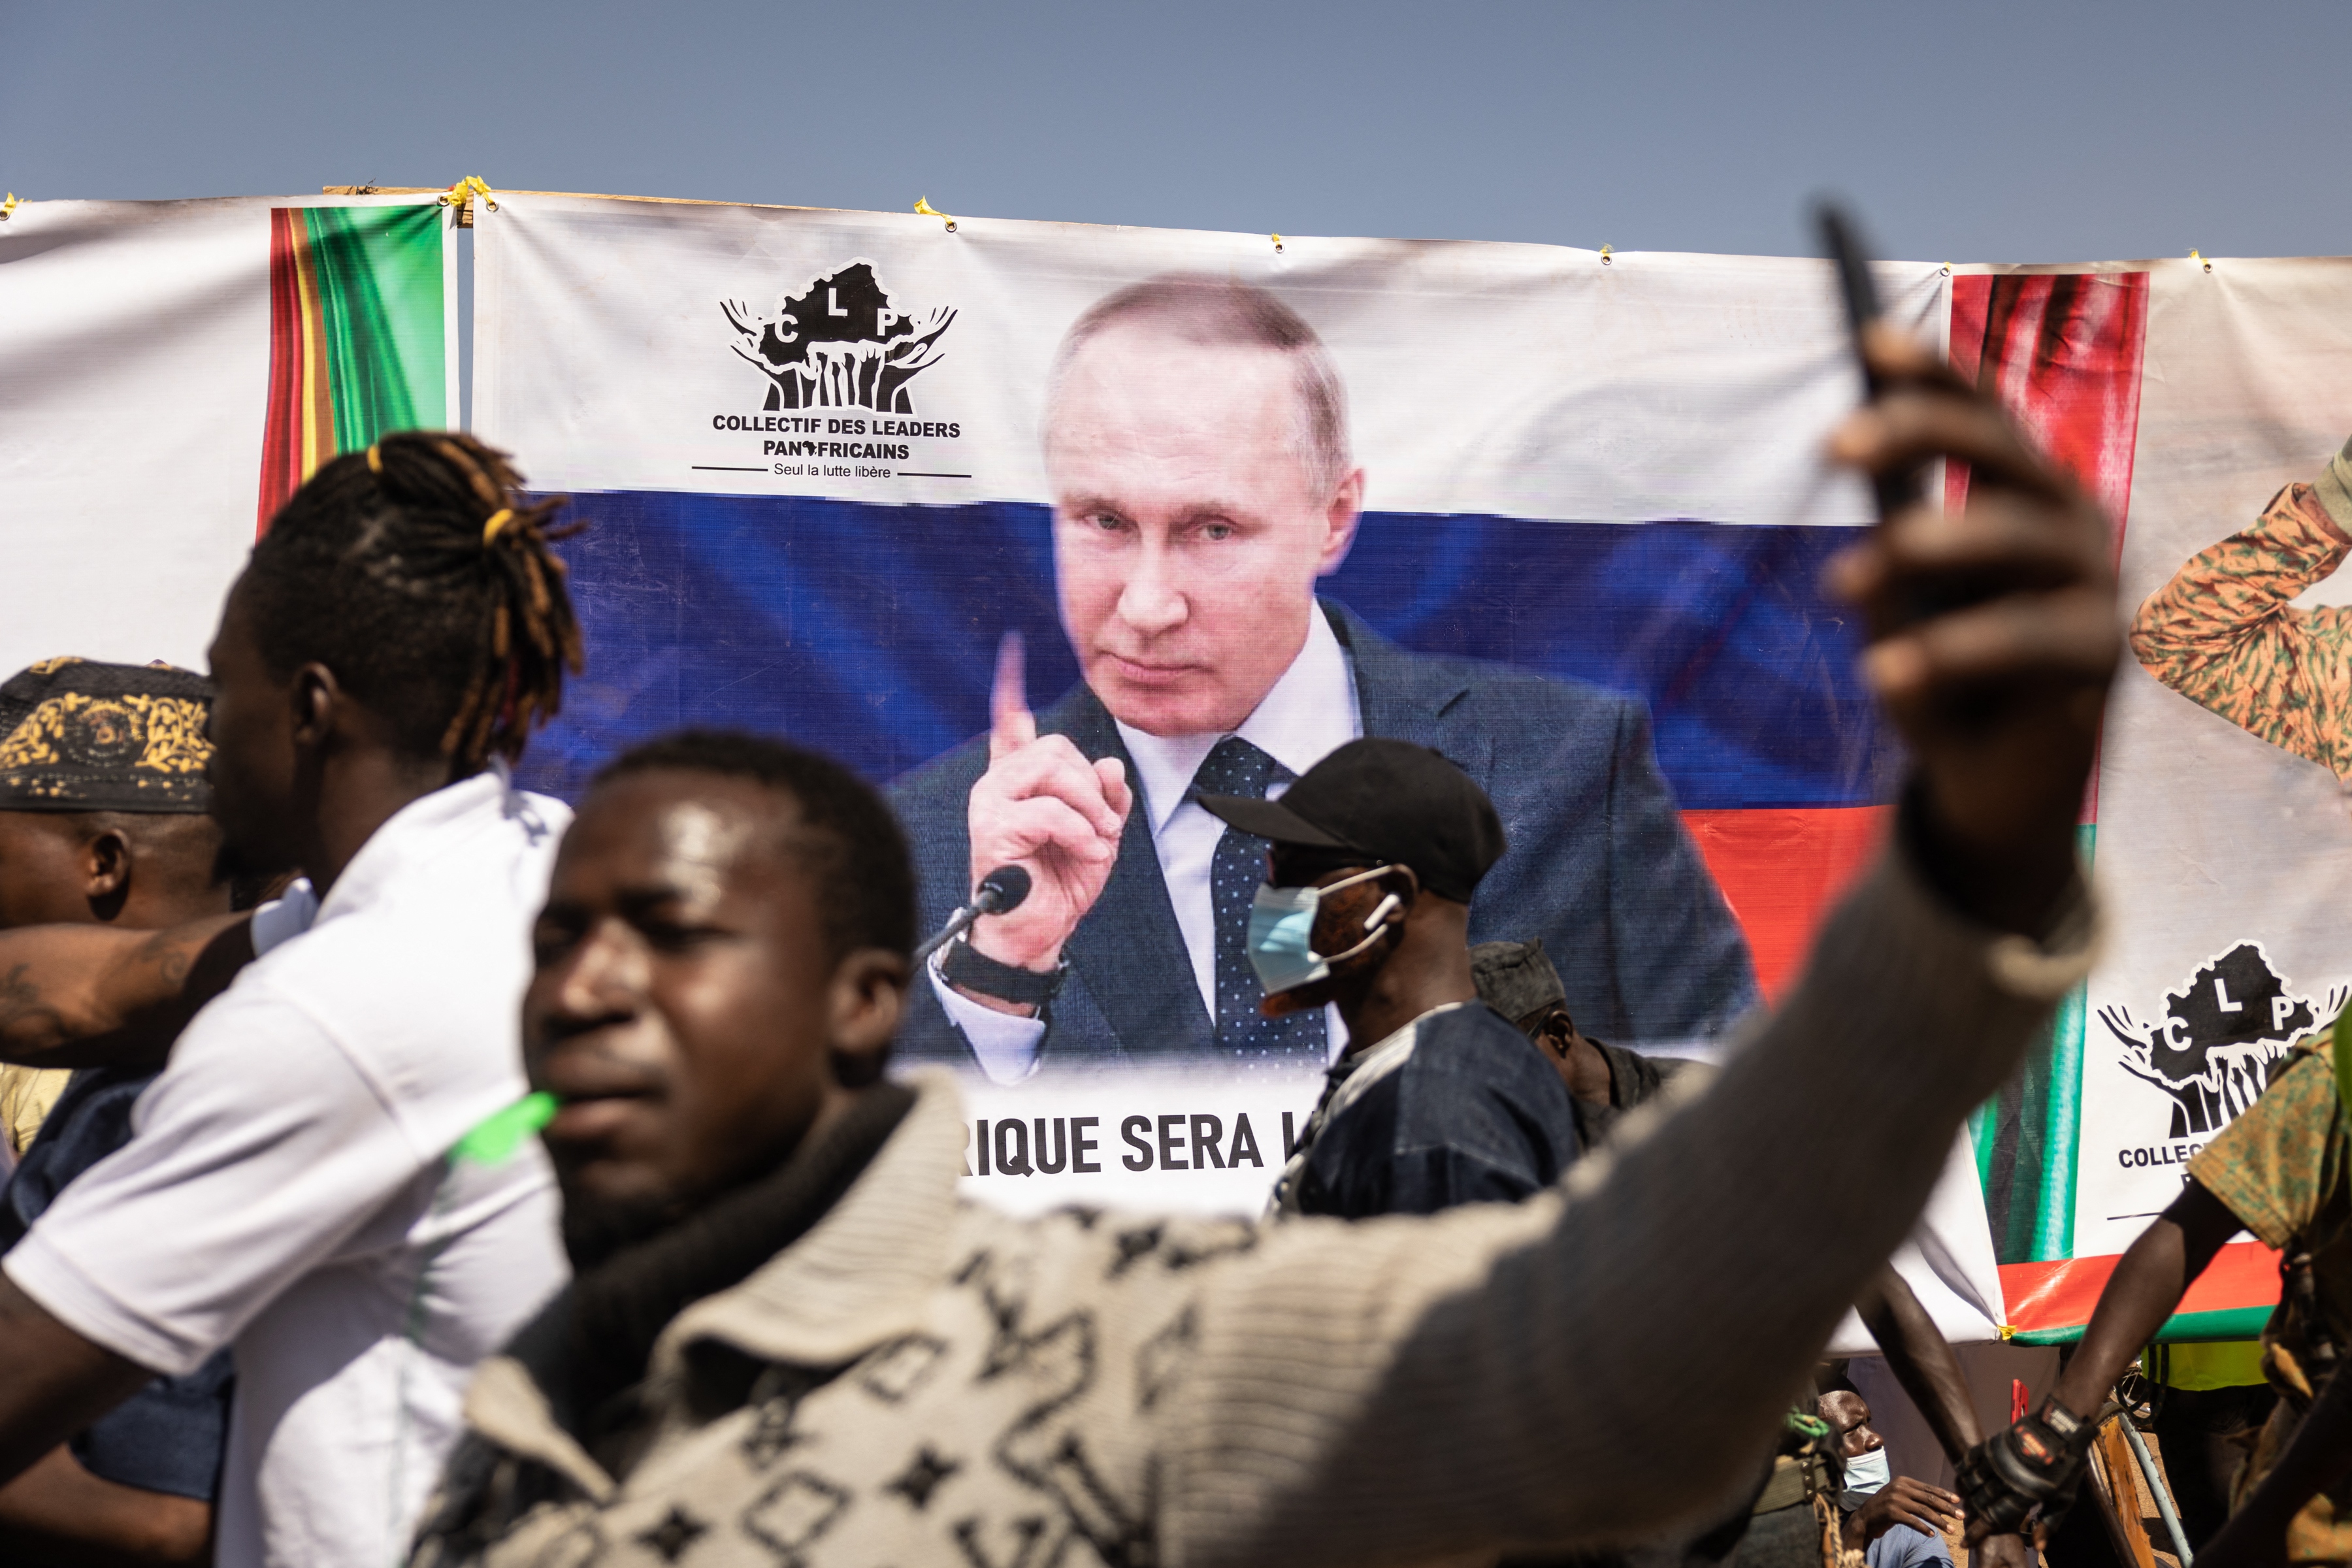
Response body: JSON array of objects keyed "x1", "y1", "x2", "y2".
[
  {"x1": 2129, "y1": 449, "x2": 2352, "y2": 772},
  {"x1": 0, "y1": 1277, "x2": 154, "y2": 1503},
  {"x1": 0, "y1": 914, "x2": 253, "y2": 1070},
  {"x1": 1956, "y1": 1180, "x2": 2244, "y2": 1544},
  {"x1": 1168, "y1": 324, "x2": 2121, "y2": 1567},
  {"x1": 1859, "y1": 1265, "x2": 1983, "y2": 1459},
  {"x1": 2053, "y1": 1180, "x2": 2244, "y2": 1421},
  {"x1": 1858, "y1": 1267, "x2": 2037, "y2": 1568},
  {"x1": 0, "y1": 1444, "x2": 212, "y2": 1567}
]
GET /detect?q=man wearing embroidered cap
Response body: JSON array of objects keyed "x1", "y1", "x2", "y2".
[
  {"x1": 0, "y1": 657, "x2": 236, "y2": 1564},
  {"x1": 1195, "y1": 737, "x2": 1583, "y2": 1217},
  {"x1": 0, "y1": 657, "x2": 219, "y2": 1157}
]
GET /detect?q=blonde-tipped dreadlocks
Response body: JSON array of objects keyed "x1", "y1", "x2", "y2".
[{"x1": 243, "y1": 431, "x2": 585, "y2": 776}]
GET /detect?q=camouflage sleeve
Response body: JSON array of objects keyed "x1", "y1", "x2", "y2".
[
  {"x1": 2129, "y1": 484, "x2": 2352, "y2": 774},
  {"x1": 2186, "y1": 1049, "x2": 2340, "y2": 1251}
]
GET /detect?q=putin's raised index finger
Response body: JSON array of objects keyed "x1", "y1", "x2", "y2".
[{"x1": 990, "y1": 630, "x2": 1036, "y2": 762}]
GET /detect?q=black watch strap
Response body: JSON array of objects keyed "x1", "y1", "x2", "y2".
[{"x1": 938, "y1": 934, "x2": 1069, "y2": 1007}]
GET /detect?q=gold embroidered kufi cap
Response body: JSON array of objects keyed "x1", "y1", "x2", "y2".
[{"x1": 0, "y1": 657, "x2": 214, "y2": 813}]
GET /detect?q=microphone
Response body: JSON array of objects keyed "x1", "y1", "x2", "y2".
[{"x1": 912, "y1": 866, "x2": 1033, "y2": 965}]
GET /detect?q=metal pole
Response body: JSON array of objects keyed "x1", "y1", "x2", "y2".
[{"x1": 2119, "y1": 1414, "x2": 2195, "y2": 1565}]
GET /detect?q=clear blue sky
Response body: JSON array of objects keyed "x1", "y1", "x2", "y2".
[{"x1": 5, "y1": 0, "x2": 2345, "y2": 263}]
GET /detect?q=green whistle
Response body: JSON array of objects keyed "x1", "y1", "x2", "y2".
[{"x1": 453, "y1": 1092, "x2": 559, "y2": 1166}]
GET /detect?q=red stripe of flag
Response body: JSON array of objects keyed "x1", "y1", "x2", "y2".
[{"x1": 1682, "y1": 806, "x2": 1891, "y2": 1001}]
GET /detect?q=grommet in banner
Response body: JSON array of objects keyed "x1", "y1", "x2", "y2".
[
  {"x1": 1599, "y1": 244, "x2": 1612, "y2": 266},
  {"x1": 1271, "y1": 233, "x2": 1284, "y2": 253},
  {"x1": 915, "y1": 197, "x2": 958, "y2": 233},
  {"x1": 2191, "y1": 248, "x2": 2212, "y2": 274},
  {"x1": 1941, "y1": 264, "x2": 1952, "y2": 277},
  {"x1": 0, "y1": 193, "x2": 16, "y2": 222}
]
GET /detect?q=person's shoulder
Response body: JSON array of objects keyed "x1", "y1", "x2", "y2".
[
  {"x1": 2224, "y1": 1046, "x2": 2337, "y2": 1139},
  {"x1": 1393, "y1": 1007, "x2": 1575, "y2": 1141},
  {"x1": 1411, "y1": 1004, "x2": 1560, "y2": 1084},
  {"x1": 2187, "y1": 1045, "x2": 2338, "y2": 1246}
]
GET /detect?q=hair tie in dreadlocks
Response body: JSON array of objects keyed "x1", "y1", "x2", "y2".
[
  {"x1": 366, "y1": 444, "x2": 384, "y2": 476},
  {"x1": 482, "y1": 509, "x2": 514, "y2": 546}
]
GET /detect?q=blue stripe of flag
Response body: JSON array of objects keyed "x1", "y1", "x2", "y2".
[{"x1": 519, "y1": 493, "x2": 1901, "y2": 811}]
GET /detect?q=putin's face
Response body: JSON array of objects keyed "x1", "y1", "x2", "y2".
[{"x1": 1047, "y1": 325, "x2": 1363, "y2": 738}]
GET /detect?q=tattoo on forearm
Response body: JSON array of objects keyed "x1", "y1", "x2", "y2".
[
  {"x1": 0, "y1": 963, "x2": 67, "y2": 1049},
  {"x1": 134, "y1": 928, "x2": 193, "y2": 988}
]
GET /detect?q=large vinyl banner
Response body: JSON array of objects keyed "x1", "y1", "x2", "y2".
[
  {"x1": 1986, "y1": 257, "x2": 2352, "y2": 1343},
  {"x1": 27, "y1": 189, "x2": 2340, "y2": 1350},
  {"x1": 0, "y1": 194, "x2": 457, "y2": 676},
  {"x1": 474, "y1": 194, "x2": 2023, "y2": 1346}
]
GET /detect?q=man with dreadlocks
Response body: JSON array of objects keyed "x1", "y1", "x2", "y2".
[{"x1": 0, "y1": 432, "x2": 586, "y2": 1568}]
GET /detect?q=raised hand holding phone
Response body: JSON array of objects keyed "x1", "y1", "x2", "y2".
[
  {"x1": 955, "y1": 630, "x2": 1133, "y2": 1011},
  {"x1": 1818, "y1": 205, "x2": 2119, "y2": 938},
  {"x1": 1819, "y1": 203, "x2": 1927, "y2": 525}
]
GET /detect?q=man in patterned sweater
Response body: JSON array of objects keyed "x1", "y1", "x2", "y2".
[
  {"x1": 2132, "y1": 434, "x2": 2352, "y2": 774},
  {"x1": 410, "y1": 326, "x2": 2120, "y2": 1568}
]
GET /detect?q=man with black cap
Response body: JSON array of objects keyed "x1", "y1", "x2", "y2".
[
  {"x1": 0, "y1": 657, "x2": 240, "y2": 1565},
  {"x1": 1198, "y1": 736, "x2": 1582, "y2": 1218}
]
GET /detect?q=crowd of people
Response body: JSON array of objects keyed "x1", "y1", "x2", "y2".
[{"x1": 0, "y1": 306, "x2": 2341, "y2": 1568}]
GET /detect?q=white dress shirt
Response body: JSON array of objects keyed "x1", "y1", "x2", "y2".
[{"x1": 936, "y1": 608, "x2": 1363, "y2": 1082}]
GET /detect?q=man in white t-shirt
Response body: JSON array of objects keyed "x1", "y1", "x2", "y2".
[{"x1": 0, "y1": 432, "x2": 585, "y2": 1565}]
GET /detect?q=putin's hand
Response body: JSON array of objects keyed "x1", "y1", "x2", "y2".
[
  {"x1": 958, "y1": 633, "x2": 1134, "y2": 1004},
  {"x1": 1827, "y1": 323, "x2": 2119, "y2": 938}
]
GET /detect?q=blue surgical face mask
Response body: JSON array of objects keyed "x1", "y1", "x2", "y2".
[
  {"x1": 1839, "y1": 1445, "x2": 1891, "y2": 1510},
  {"x1": 1245, "y1": 865, "x2": 1403, "y2": 996}
]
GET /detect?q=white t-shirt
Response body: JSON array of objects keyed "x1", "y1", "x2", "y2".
[{"x1": 5, "y1": 770, "x2": 573, "y2": 1568}]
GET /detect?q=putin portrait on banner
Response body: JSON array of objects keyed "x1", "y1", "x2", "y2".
[{"x1": 887, "y1": 274, "x2": 1756, "y2": 1081}]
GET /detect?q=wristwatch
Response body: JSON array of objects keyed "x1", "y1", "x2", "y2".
[{"x1": 937, "y1": 933, "x2": 1070, "y2": 1008}]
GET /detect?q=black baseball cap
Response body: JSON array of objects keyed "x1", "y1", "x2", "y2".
[{"x1": 1197, "y1": 737, "x2": 1505, "y2": 902}]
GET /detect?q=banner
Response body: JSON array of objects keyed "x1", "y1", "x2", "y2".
[
  {"x1": 472, "y1": 193, "x2": 2019, "y2": 1347},
  {"x1": 0, "y1": 194, "x2": 456, "y2": 678},
  {"x1": 1982, "y1": 257, "x2": 2352, "y2": 1343},
  {"x1": 23, "y1": 188, "x2": 2324, "y2": 1350}
]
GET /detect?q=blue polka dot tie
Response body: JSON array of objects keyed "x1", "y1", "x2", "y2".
[{"x1": 1192, "y1": 736, "x2": 1328, "y2": 1068}]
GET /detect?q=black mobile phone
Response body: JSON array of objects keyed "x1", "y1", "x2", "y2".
[{"x1": 1816, "y1": 201, "x2": 1925, "y2": 522}]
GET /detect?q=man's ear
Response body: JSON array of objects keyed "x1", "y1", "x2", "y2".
[
  {"x1": 1377, "y1": 863, "x2": 1420, "y2": 925},
  {"x1": 82, "y1": 826, "x2": 131, "y2": 919},
  {"x1": 1315, "y1": 467, "x2": 1366, "y2": 576},
  {"x1": 288, "y1": 662, "x2": 342, "y2": 750},
  {"x1": 827, "y1": 947, "x2": 910, "y2": 1089}
]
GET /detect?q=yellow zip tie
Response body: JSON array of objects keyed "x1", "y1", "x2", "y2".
[
  {"x1": 1599, "y1": 244, "x2": 1613, "y2": 266},
  {"x1": 366, "y1": 444, "x2": 384, "y2": 475},
  {"x1": 440, "y1": 176, "x2": 498, "y2": 212},
  {"x1": 2191, "y1": 249, "x2": 2212, "y2": 274},
  {"x1": 913, "y1": 197, "x2": 957, "y2": 233},
  {"x1": 1271, "y1": 233, "x2": 1284, "y2": 253},
  {"x1": 0, "y1": 194, "x2": 16, "y2": 221},
  {"x1": 482, "y1": 508, "x2": 515, "y2": 545}
]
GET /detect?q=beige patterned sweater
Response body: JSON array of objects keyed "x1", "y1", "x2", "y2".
[
  {"x1": 412, "y1": 848, "x2": 2091, "y2": 1568},
  {"x1": 2131, "y1": 480, "x2": 2352, "y2": 778}
]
